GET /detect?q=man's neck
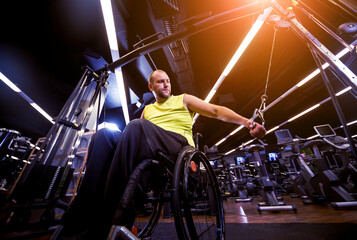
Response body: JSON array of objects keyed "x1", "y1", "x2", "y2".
[{"x1": 156, "y1": 95, "x2": 171, "y2": 103}]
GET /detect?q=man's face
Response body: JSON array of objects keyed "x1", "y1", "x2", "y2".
[{"x1": 149, "y1": 71, "x2": 171, "y2": 102}]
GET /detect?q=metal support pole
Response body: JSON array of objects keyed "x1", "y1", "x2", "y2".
[
  {"x1": 295, "y1": 3, "x2": 354, "y2": 53},
  {"x1": 309, "y1": 45, "x2": 357, "y2": 160}
]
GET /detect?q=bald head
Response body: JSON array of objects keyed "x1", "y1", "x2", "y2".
[{"x1": 148, "y1": 70, "x2": 167, "y2": 84}]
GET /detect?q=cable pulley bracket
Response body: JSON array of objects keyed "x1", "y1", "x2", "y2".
[{"x1": 250, "y1": 108, "x2": 265, "y2": 127}]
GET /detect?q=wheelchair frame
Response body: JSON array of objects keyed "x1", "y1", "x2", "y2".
[{"x1": 107, "y1": 145, "x2": 225, "y2": 240}]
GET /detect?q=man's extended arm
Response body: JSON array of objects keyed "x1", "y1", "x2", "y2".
[{"x1": 183, "y1": 94, "x2": 266, "y2": 138}]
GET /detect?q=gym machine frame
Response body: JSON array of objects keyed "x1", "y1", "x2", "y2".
[{"x1": 1, "y1": 67, "x2": 109, "y2": 234}]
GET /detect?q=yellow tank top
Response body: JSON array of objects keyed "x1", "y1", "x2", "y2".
[{"x1": 144, "y1": 94, "x2": 194, "y2": 147}]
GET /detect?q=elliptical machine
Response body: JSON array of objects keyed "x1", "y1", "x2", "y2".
[
  {"x1": 242, "y1": 143, "x2": 297, "y2": 213},
  {"x1": 233, "y1": 154, "x2": 254, "y2": 203},
  {"x1": 305, "y1": 124, "x2": 357, "y2": 209}
]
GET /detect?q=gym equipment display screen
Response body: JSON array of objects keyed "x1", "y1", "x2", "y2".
[
  {"x1": 314, "y1": 124, "x2": 336, "y2": 137},
  {"x1": 267, "y1": 152, "x2": 279, "y2": 161},
  {"x1": 235, "y1": 156, "x2": 246, "y2": 165},
  {"x1": 274, "y1": 129, "x2": 293, "y2": 145},
  {"x1": 210, "y1": 160, "x2": 217, "y2": 169}
]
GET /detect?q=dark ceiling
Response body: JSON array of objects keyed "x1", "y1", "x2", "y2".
[{"x1": 1, "y1": 0, "x2": 357, "y2": 154}]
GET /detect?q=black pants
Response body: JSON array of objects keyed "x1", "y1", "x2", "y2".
[{"x1": 62, "y1": 119, "x2": 188, "y2": 238}]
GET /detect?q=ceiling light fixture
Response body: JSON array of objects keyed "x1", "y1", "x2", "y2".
[
  {"x1": 192, "y1": 7, "x2": 273, "y2": 123},
  {"x1": 215, "y1": 125, "x2": 244, "y2": 146},
  {"x1": 287, "y1": 104, "x2": 320, "y2": 122},
  {"x1": 347, "y1": 120, "x2": 357, "y2": 126},
  {"x1": 100, "y1": 0, "x2": 130, "y2": 125},
  {"x1": 224, "y1": 149, "x2": 236, "y2": 155},
  {"x1": 0, "y1": 72, "x2": 54, "y2": 124},
  {"x1": 265, "y1": 126, "x2": 279, "y2": 134}
]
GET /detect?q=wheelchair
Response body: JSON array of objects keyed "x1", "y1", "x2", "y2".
[{"x1": 106, "y1": 145, "x2": 225, "y2": 240}]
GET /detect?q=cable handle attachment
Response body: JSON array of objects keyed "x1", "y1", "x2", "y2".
[
  {"x1": 250, "y1": 94, "x2": 267, "y2": 128},
  {"x1": 250, "y1": 108, "x2": 265, "y2": 128}
]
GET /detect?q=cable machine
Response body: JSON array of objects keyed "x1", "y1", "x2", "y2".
[{"x1": 0, "y1": 67, "x2": 109, "y2": 233}]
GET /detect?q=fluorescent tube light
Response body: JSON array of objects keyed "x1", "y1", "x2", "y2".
[
  {"x1": 0, "y1": 72, "x2": 21, "y2": 92},
  {"x1": 193, "y1": 7, "x2": 273, "y2": 123},
  {"x1": 336, "y1": 86, "x2": 352, "y2": 96},
  {"x1": 224, "y1": 149, "x2": 236, "y2": 155},
  {"x1": 100, "y1": 0, "x2": 130, "y2": 125},
  {"x1": 288, "y1": 104, "x2": 320, "y2": 122},
  {"x1": 266, "y1": 126, "x2": 279, "y2": 134},
  {"x1": 0, "y1": 72, "x2": 54, "y2": 124},
  {"x1": 215, "y1": 138, "x2": 227, "y2": 146}
]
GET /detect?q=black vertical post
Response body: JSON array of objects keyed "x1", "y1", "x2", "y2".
[{"x1": 309, "y1": 45, "x2": 357, "y2": 160}]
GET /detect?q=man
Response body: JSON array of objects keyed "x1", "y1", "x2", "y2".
[
  {"x1": 60, "y1": 69, "x2": 265, "y2": 239},
  {"x1": 143, "y1": 69, "x2": 265, "y2": 145}
]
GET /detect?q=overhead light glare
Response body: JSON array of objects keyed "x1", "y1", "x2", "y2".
[
  {"x1": 224, "y1": 149, "x2": 236, "y2": 155},
  {"x1": 100, "y1": 0, "x2": 130, "y2": 125},
  {"x1": 100, "y1": 0, "x2": 119, "y2": 51},
  {"x1": 230, "y1": 125, "x2": 244, "y2": 136},
  {"x1": 336, "y1": 86, "x2": 351, "y2": 96},
  {"x1": 266, "y1": 126, "x2": 279, "y2": 134},
  {"x1": 0, "y1": 72, "x2": 21, "y2": 92},
  {"x1": 30, "y1": 103, "x2": 54, "y2": 124},
  {"x1": 288, "y1": 104, "x2": 320, "y2": 122},
  {"x1": 222, "y1": 7, "x2": 272, "y2": 77},
  {"x1": 297, "y1": 68, "x2": 320, "y2": 87},
  {"x1": 193, "y1": 7, "x2": 273, "y2": 122},
  {"x1": 204, "y1": 89, "x2": 217, "y2": 103},
  {"x1": 215, "y1": 138, "x2": 227, "y2": 146},
  {"x1": 243, "y1": 139, "x2": 255, "y2": 146},
  {"x1": 0, "y1": 72, "x2": 54, "y2": 124},
  {"x1": 337, "y1": 119, "x2": 357, "y2": 129},
  {"x1": 347, "y1": 120, "x2": 357, "y2": 126}
]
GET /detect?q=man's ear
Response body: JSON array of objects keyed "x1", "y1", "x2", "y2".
[{"x1": 148, "y1": 83, "x2": 153, "y2": 92}]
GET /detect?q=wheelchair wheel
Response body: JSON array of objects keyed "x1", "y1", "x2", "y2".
[
  {"x1": 113, "y1": 159, "x2": 167, "y2": 239},
  {"x1": 173, "y1": 146, "x2": 225, "y2": 240}
]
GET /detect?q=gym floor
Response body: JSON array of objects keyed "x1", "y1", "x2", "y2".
[
  {"x1": 154, "y1": 194, "x2": 357, "y2": 224},
  {"x1": 222, "y1": 196, "x2": 357, "y2": 223},
  {"x1": 3, "y1": 194, "x2": 357, "y2": 240}
]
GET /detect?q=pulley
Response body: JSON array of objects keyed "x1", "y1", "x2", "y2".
[
  {"x1": 267, "y1": 15, "x2": 281, "y2": 25},
  {"x1": 275, "y1": 20, "x2": 291, "y2": 31},
  {"x1": 338, "y1": 22, "x2": 357, "y2": 37}
]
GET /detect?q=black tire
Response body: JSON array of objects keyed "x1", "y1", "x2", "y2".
[
  {"x1": 173, "y1": 146, "x2": 225, "y2": 240},
  {"x1": 115, "y1": 159, "x2": 167, "y2": 238}
]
